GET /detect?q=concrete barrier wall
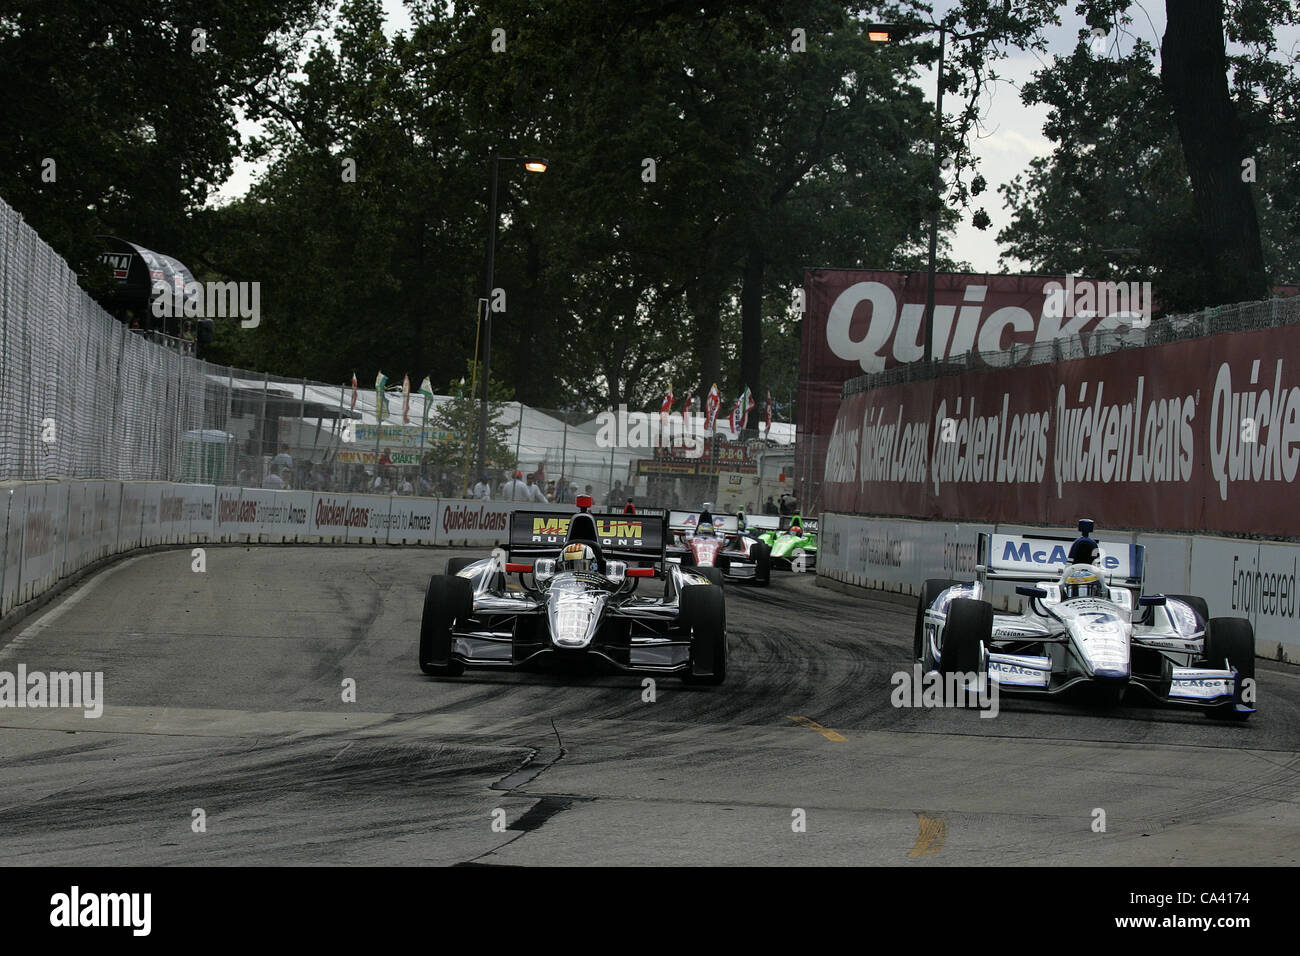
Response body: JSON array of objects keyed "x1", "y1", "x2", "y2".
[
  {"x1": 818, "y1": 512, "x2": 1298, "y2": 663},
  {"x1": 0, "y1": 482, "x2": 576, "y2": 623}
]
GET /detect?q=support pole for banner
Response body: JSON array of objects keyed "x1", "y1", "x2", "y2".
[
  {"x1": 257, "y1": 370, "x2": 270, "y2": 485},
  {"x1": 513, "y1": 402, "x2": 523, "y2": 499},
  {"x1": 560, "y1": 415, "x2": 569, "y2": 489}
]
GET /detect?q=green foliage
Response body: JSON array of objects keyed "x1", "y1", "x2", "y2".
[{"x1": 424, "y1": 360, "x2": 514, "y2": 493}]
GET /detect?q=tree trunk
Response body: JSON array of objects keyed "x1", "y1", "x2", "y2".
[{"x1": 1161, "y1": 0, "x2": 1267, "y2": 305}]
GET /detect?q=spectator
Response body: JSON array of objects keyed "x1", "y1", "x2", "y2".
[
  {"x1": 764, "y1": 496, "x2": 779, "y2": 515},
  {"x1": 261, "y1": 469, "x2": 285, "y2": 490},
  {"x1": 583, "y1": 484, "x2": 594, "y2": 503},
  {"x1": 399, "y1": 475, "x2": 413, "y2": 496},
  {"x1": 501, "y1": 470, "x2": 530, "y2": 501},
  {"x1": 607, "y1": 480, "x2": 624, "y2": 509},
  {"x1": 271, "y1": 443, "x2": 293, "y2": 471},
  {"x1": 555, "y1": 479, "x2": 573, "y2": 504},
  {"x1": 623, "y1": 498, "x2": 636, "y2": 514},
  {"x1": 525, "y1": 473, "x2": 548, "y2": 503},
  {"x1": 472, "y1": 472, "x2": 493, "y2": 500}
]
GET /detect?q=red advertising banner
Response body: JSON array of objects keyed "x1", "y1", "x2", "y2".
[
  {"x1": 798, "y1": 268, "x2": 1153, "y2": 507},
  {"x1": 822, "y1": 323, "x2": 1300, "y2": 536}
]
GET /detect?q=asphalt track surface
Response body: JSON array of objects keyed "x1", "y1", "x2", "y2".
[{"x1": 0, "y1": 545, "x2": 1296, "y2": 866}]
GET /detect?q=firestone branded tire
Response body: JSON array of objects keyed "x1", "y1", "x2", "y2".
[
  {"x1": 681, "y1": 583, "x2": 726, "y2": 685},
  {"x1": 940, "y1": 597, "x2": 991, "y2": 677},
  {"x1": 419, "y1": 575, "x2": 472, "y2": 677},
  {"x1": 696, "y1": 565, "x2": 725, "y2": 588},
  {"x1": 915, "y1": 578, "x2": 960, "y2": 666},
  {"x1": 1204, "y1": 616, "x2": 1255, "y2": 722},
  {"x1": 752, "y1": 541, "x2": 771, "y2": 587},
  {"x1": 446, "y1": 556, "x2": 476, "y2": 577},
  {"x1": 1168, "y1": 593, "x2": 1210, "y2": 627}
]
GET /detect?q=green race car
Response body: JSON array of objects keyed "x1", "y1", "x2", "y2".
[{"x1": 750, "y1": 514, "x2": 818, "y2": 571}]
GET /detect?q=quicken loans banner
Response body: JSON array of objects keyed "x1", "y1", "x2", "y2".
[{"x1": 822, "y1": 323, "x2": 1300, "y2": 536}]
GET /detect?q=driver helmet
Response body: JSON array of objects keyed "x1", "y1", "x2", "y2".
[
  {"x1": 560, "y1": 542, "x2": 597, "y2": 572},
  {"x1": 696, "y1": 522, "x2": 716, "y2": 537},
  {"x1": 1061, "y1": 564, "x2": 1104, "y2": 600},
  {"x1": 702, "y1": 502, "x2": 713, "y2": 512}
]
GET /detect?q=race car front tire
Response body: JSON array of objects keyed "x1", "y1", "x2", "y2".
[
  {"x1": 446, "y1": 556, "x2": 476, "y2": 576},
  {"x1": 916, "y1": 578, "x2": 960, "y2": 666},
  {"x1": 1203, "y1": 616, "x2": 1255, "y2": 721},
  {"x1": 419, "y1": 575, "x2": 472, "y2": 676},
  {"x1": 696, "y1": 565, "x2": 725, "y2": 588},
  {"x1": 940, "y1": 597, "x2": 991, "y2": 678},
  {"x1": 752, "y1": 541, "x2": 771, "y2": 586},
  {"x1": 681, "y1": 583, "x2": 726, "y2": 685},
  {"x1": 1168, "y1": 593, "x2": 1210, "y2": 627}
]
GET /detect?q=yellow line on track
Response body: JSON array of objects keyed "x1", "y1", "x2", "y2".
[
  {"x1": 785, "y1": 715, "x2": 847, "y2": 741},
  {"x1": 909, "y1": 812, "x2": 947, "y2": 857}
]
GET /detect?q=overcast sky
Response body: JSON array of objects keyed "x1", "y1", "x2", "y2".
[{"x1": 212, "y1": 2, "x2": 1291, "y2": 275}]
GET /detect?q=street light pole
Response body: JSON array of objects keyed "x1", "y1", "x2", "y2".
[
  {"x1": 924, "y1": 25, "x2": 946, "y2": 366},
  {"x1": 478, "y1": 154, "x2": 501, "y2": 484},
  {"x1": 477, "y1": 153, "x2": 548, "y2": 485}
]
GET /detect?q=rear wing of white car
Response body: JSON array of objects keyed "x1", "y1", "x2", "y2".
[
  {"x1": 668, "y1": 511, "x2": 739, "y2": 534},
  {"x1": 976, "y1": 531, "x2": 1146, "y2": 589}
]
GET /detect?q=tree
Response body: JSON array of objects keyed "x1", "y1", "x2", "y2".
[
  {"x1": 994, "y1": 0, "x2": 1298, "y2": 305},
  {"x1": 424, "y1": 361, "x2": 514, "y2": 495}
]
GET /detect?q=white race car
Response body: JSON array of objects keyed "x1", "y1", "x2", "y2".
[{"x1": 915, "y1": 520, "x2": 1256, "y2": 720}]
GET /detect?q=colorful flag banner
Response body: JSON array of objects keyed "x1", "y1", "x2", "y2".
[
  {"x1": 704, "y1": 384, "x2": 721, "y2": 431},
  {"x1": 401, "y1": 374, "x2": 411, "y2": 424},
  {"x1": 350, "y1": 372, "x2": 358, "y2": 410},
  {"x1": 419, "y1": 376, "x2": 434, "y2": 425},
  {"x1": 764, "y1": 388, "x2": 773, "y2": 436},
  {"x1": 375, "y1": 371, "x2": 389, "y2": 422}
]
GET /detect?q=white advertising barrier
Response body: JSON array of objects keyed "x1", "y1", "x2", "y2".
[
  {"x1": 821, "y1": 513, "x2": 1300, "y2": 661},
  {"x1": 2, "y1": 485, "x2": 28, "y2": 616},
  {"x1": 434, "y1": 498, "x2": 574, "y2": 547},
  {"x1": 384, "y1": 496, "x2": 440, "y2": 545},
  {"x1": 303, "y1": 491, "x2": 396, "y2": 544},
  {"x1": 17, "y1": 483, "x2": 66, "y2": 605},
  {"x1": 1188, "y1": 536, "x2": 1300, "y2": 662},
  {"x1": 214, "y1": 486, "x2": 315, "y2": 541},
  {"x1": 119, "y1": 482, "x2": 146, "y2": 553},
  {"x1": 169, "y1": 484, "x2": 216, "y2": 541},
  {"x1": 820, "y1": 513, "x2": 994, "y2": 595}
]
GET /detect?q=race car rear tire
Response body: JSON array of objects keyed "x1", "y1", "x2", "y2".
[
  {"x1": 681, "y1": 583, "x2": 726, "y2": 685},
  {"x1": 419, "y1": 575, "x2": 472, "y2": 676},
  {"x1": 446, "y1": 556, "x2": 475, "y2": 576},
  {"x1": 940, "y1": 598, "x2": 991, "y2": 677},
  {"x1": 916, "y1": 578, "x2": 960, "y2": 666},
  {"x1": 1204, "y1": 617, "x2": 1255, "y2": 721},
  {"x1": 752, "y1": 542, "x2": 771, "y2": 586},
  {"x1": 1168, "y1": 593, "x2": 1210, "y2": 626},
  {"x1": 696, "y1": 565, "x2": 725, "y2": 588}
]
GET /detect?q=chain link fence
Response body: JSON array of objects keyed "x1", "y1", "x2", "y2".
[{"x1": 1, "y1": 194, "x2": 797, "y2": 511}]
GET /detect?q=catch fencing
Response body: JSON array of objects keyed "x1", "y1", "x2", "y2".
[{"x1": 1, "y1": 194, "x2": 793, "y2": 513}]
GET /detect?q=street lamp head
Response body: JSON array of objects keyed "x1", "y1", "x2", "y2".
[
  {"x1": 523, "y1": 159, "x2": 549, "y2": 173},
  {"x1": 867, "y1": 29, "x2": 894, "y2": 42}
]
